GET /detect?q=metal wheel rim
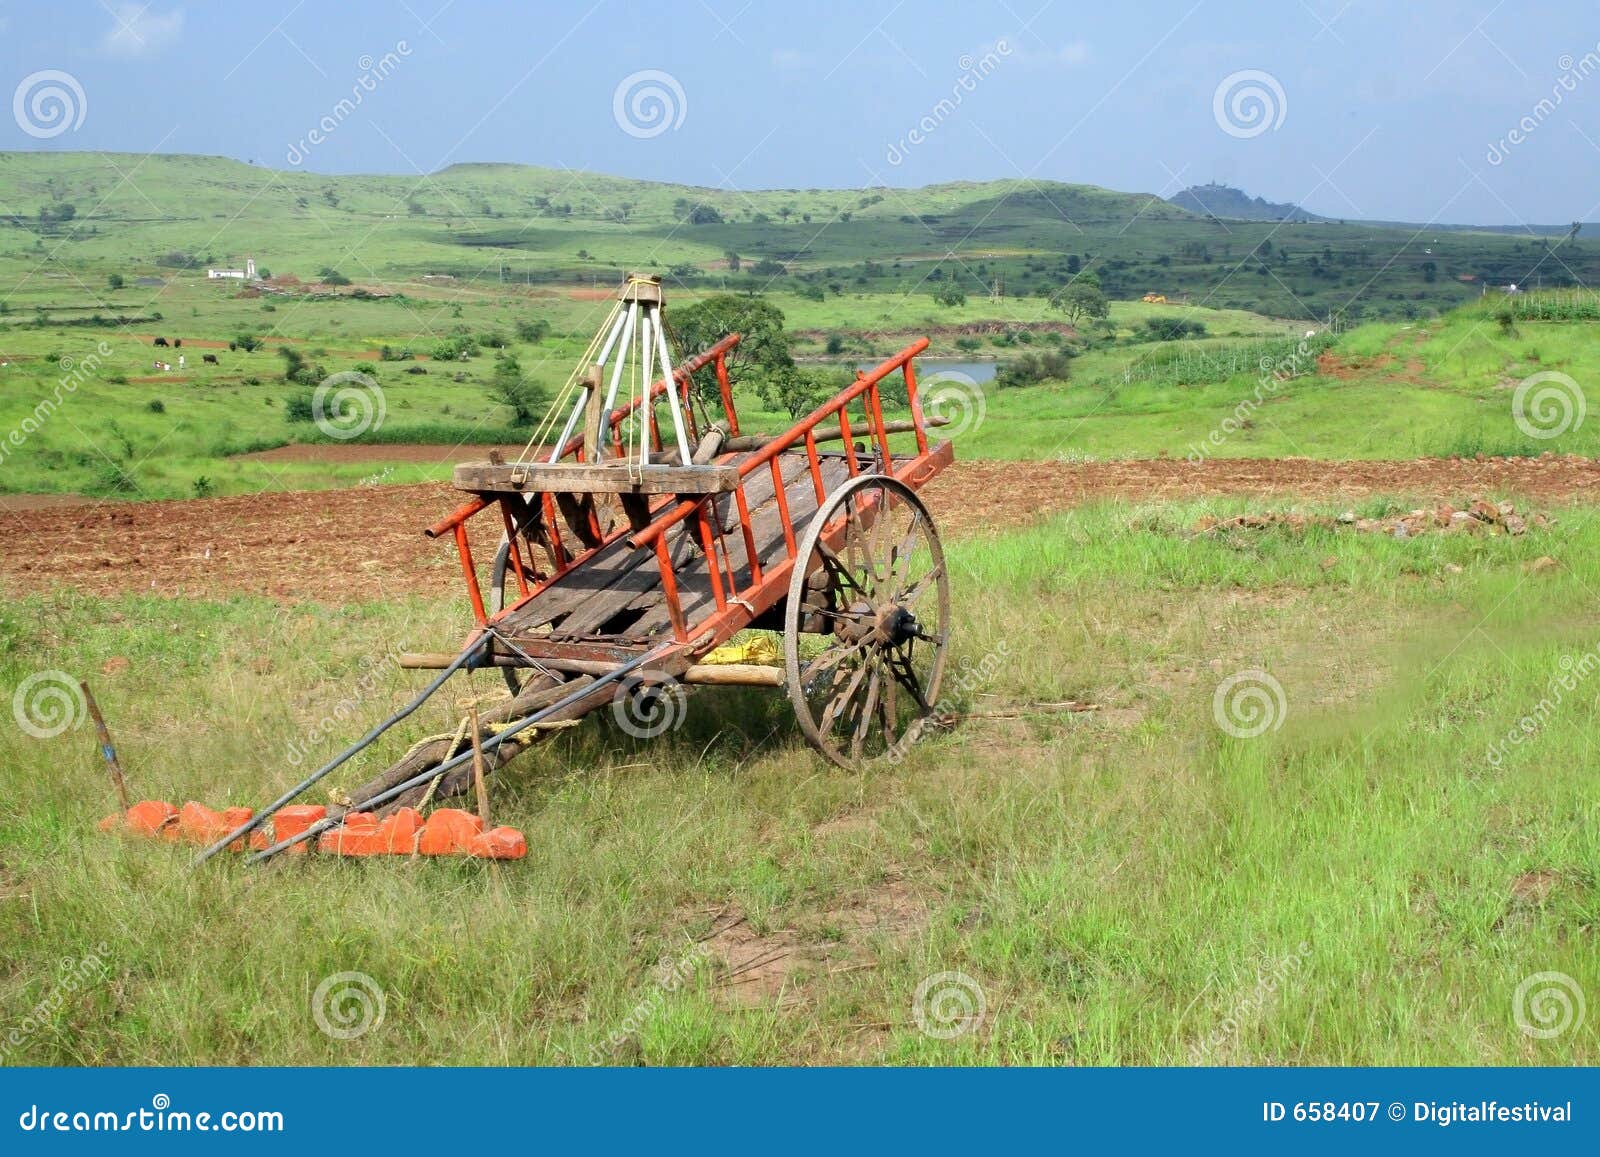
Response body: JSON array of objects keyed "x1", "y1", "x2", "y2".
[
  {"x1": 783, "y1": 474, "x2": 950, "y2": 769},
  {"x1": 489, "y1": 536, "x2": 525, "y2": 696}
]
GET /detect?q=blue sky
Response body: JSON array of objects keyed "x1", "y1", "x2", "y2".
[{"x1": 2, "y1": 1, "x2": 1598, "y2": 225}]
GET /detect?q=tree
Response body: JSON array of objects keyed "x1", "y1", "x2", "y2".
[
  {"x1": 724, "y1": 250, "x2": 741, "y2": 273},
  {"x1": 489, "y1": 353, "x2": 548, "y2": 424},
  {"x1": 107, "y1": 273, "x2": 124, "y2": 291},
  {"x1": 1420, "y1": 260, "x2": 1438, "y2": 283},
  {"x1": 1051, "y1": 283, "x2": 1109, "y2": 325},
  {"x1": 670, "y1": 293, "x2": 794, "y2": 399},
  {"x1": 934, "y1": 284, "x2": 966, "y2": 308},
  {"x1": 760, "y1": 365, "x2": 828, "y2": 419}
]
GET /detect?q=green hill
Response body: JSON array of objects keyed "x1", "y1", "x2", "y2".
[{"x1": 3, "y1": 151, "x2": 1596, "y2": 322}]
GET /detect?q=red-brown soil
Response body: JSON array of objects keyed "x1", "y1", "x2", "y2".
[{"x1": 4, "y1": 455, "x2": 1598, "y2": 602}]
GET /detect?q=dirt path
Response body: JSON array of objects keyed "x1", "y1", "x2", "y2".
[{"x1": 4, "y1": 454, "x2": 1597, "y2": 602}]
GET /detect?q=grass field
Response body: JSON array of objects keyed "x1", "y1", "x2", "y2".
[
  {"x1": 1, "y1": 499, "x2": 1596, "y2": 1064},
  {"x1": 2, "y1": 150, "x2": 1597, "y2": 1069},
  {"x1": 1, "y1": 274, "x2": 1597, "y2": 500}
]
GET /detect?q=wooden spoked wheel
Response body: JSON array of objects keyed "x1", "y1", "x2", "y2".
[{"x1": 783, "y1": 474, "x2": 950, "y2": 768}]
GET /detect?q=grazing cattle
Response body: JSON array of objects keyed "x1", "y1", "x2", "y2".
[
  {"x1": 173, "y1": 338, "x2": 182, "y2": 348},
  {"x1": 202, "y1": 353, "x2": 218, "y2": 365},
  {"x1": 153, "y1": 336, "x2": 169, "y2": 347},
  {"x1": 228, "y1": 342, "x2": 237, "y2": 352}
]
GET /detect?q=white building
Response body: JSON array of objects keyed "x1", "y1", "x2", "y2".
[{"x1": 207, "y1": 258, "x2": 257, "y2": 280}]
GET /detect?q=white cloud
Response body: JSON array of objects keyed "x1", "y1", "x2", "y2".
[{"x1": 100, "y1": 4, "x2": 185, "y2": 58}]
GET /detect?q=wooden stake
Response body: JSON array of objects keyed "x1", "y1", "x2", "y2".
[
  {"x1": 79, "y1": 681, "x2": 131, "y2": 813},
  {"x1": 469, "y1": 706, "x2": 491, "y2": 828}
]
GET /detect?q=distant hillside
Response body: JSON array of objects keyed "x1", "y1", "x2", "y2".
[
  {"x1": 1167, "y1": 183, "x2": 1324, "y2": 222},
  {"x1": 1, "y1": 151, "x2": 1595, "y2": 322}
]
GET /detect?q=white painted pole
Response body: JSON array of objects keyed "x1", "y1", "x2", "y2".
[
  {"x1": 549, "y1": 305, "x2": 629, "y2": 463},
  {"x1": 601, "y1": 301, "x2": 639, "y2": 417},
  {"x1": 654, "y1": 312, "x2": 693, "y2": 464},
  {"x1": 638, "y1": 311, "x2": 657, "y2": 468},
  {"x1": 593, "y1": 302, "x2": 630, "y2": 368}
]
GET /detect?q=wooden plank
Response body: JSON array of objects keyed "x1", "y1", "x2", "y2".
[
  {"x1": 455, "y1": 461, "x2": 740, "y2": 495},
  {"x1": 623, "y1": 455, "x2": 852, "y2": 639}
]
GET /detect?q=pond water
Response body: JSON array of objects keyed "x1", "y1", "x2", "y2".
[{"x1": 857, "y1": 358, "x2": 998, "y2": 384}]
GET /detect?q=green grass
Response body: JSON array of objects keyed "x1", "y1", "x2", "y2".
[{"x1": 2, "y1": 499, "x2": 1596, "y2": 1064}]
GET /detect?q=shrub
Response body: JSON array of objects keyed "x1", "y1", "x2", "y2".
[
  {"x1": 146, "y1": 399, "x2": 165, "y2": 413},
  {"x1": 997, "y1": 349, "x2": 1074, "y2": 388}
]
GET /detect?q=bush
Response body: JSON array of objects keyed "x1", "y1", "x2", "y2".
[
  {"x1": 825, "y1": 335, "x2": 846, "y2": 356},
  {"x1": 514, "y1": 318, "x2": 549, "y2": 343},
  {"x1": 146, "y1": 399, "x2": 165, "y2": 413},
  {"x1": 1139, "y1": 317, "x2": 1208, "y2": 341},
  {"x1": 997, "y1": 349, "x2": 1074, "y2": 388},
  {"x1": 285, "y1": 392, "x2": 315, "y2": 422}
]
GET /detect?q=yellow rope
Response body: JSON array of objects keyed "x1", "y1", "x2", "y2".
[{"x1": 516, "y1": 294, "x2": 626, "y2": 466}]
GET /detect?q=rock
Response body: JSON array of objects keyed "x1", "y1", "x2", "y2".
[
  {"x1": 1503, "y1": 514, "x2": 1527, "y2": 536},
  {"x1": 1445, "y1": 563, "x2": 1464, "y2": 574},
  {"x1": 1337, "y1": 510, "x2": 1356, "y2": 524},
  {"x1": 1524, "y1": 556, "x2": 1560, "y2": 574}
]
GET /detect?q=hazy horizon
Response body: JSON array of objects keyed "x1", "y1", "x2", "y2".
[{"x1": 4, "y1": 2, "x2": 1600, "y2": 227}]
